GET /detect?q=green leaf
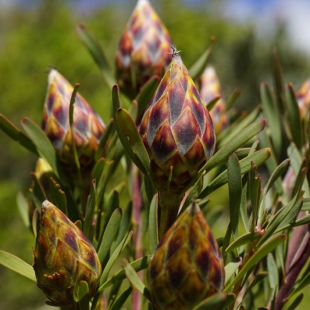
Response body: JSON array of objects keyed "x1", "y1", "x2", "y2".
[
  {"x1": 110, "y1": 286, "x2": 133, "y2": 310},
  {"x1": 49, "y1": 177, "x2": 68, "y2": 215},
  {"x1": 135, "y1": 75, "x2": 160, "y2": 122},
  {"x1": 83, "y1": 180, "x2": 97, "y2": 239},
  {"x1": 16, "y1": 191, "x2": 30, "y2": 228},
  {"x1": 30, "y1": 172, "x2": 47, "y2": 210},
  {"x1": 217, "y1": 106, "x2": 261, "y2": 148},
  {"x1": 265, "y1": 159, "x2": 290, "y2": 194},
  {"x1": 0, "y1": 114, "x2": 38, "y2": 155},
  {"x1": 224, "y1": 258, "x2": 242, "y2": 284},
  {"x1": 225, "y1": 88, "x2": 241, "y2": 111},
  {"x1": 285, "y1": 83, "x2": 302, "y2": 149},
  {"x1": 257, "y1": 192, "x2": 303, "y2": 246},
  {"x1": 188, "y1": 37, "x2": 216, "y2": 80},
  {"x1": 68, "y1": 83, "x2": 84, "y2": 185},
  {"x1": 99, "y1": 231, "x2": 133, "y2": 286},
  {"x1": 193, "y1": 292, "x2": 234, "y2": 310},
  {"x1": 77, "y1": 24, "x2": 115, "y2": 89},
  {"x1": 97, "y1": 208, "x2": 122, "y2": 265},
  {"x1": 224, "y1": 234, "x2": 286, "y2": 291},
  {"x1": 74, "y1": 280, "x2": 89, "y2": 303},
  {"x1": 99, "y1": 255, "x2": 150, "y2": 291},
  {"x1": 115, "y1": 107, "x2": 151, "y2": 176},
  {"x1": 123, "y1": 259, "x2": 151, "y2": 301},
  {"x1": 0, "y1": 250, "x2": 36, "y2": 282},
  {"x1": 101, "y1": 190, "x2": 120, "y2": 233},
  {"x1": 149, "y1": 194, "x2": 159, "y2": 254},
  {"x1": 200, "y1": 118, "x2": 267, "y2": 174},
  {"x1": 284, "y1": 293, "x2": 304, "y2": 310},
  {"x1": 95, "y1": 118, "x2": 114, "y2": 161},
  {"x1": 228, "y1": 153, "x2": 242, "y2": 237},
  {"x1": 247, "y1": 272, "x2": 268, "y2": 292},
  {"x1": 260, "y1": 82, "x2": 282, "y2": 159},
  {"x1": 21, "y1": 117, "x2": 67, "y2": 183},
  {"x1": 112, "y1": 201, "x2": 132, "y2": 252},
  {"x1": 199, "y1": 148, "x2": 271, "y2": 197},
  {"x1": 267, "y1": 253, "x2": 278, "y2": 290},
  {"x1": 224, "y1": 231, "x2": 261, "y2": 254},
  {"x1": 248, "y1": 163, "x2": 261, "y2": 232}
]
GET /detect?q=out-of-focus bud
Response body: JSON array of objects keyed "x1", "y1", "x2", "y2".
[
  {"x1": 33, "y1": 200, "x2": 101, "y2": 308},
  {"x1": 296, "y1": 78, "x2": 310, "y2": 120},
  {"x1": 200, "y1": 66, "x2": 228, "y2": 135},
  {"x1": 139, "y1": 49, "x2": 215, "y2": 196},
  {"x1": 148, "y1": 203, "x2": 225, "y2": 310},
  {"x1": 42, "y1": 69, "x2": 105, "y2": 176},
  {"x1": 115, "y1": 0, "x2": 172, "y2": 99}
]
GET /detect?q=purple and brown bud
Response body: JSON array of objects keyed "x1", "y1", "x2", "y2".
[
  {"x1": 139, "y1": 50, "x2": 216, "y2": 196},
  {"x1": 42, "y1": 69, "x2": 105, "y2": 176},
  {"x1": 115, "y1": 0, "x2": 172, "y2": 99},
  {"x1": 200, "y1": 66, "x2": 228, "y2": 135},
  {"x1": 33, "y1": 200, "x2": 101, "y2": 308},
  {"x1": 296, "y1": 78, "x2": 310, "y2": 120},
  {"x1": 148, "y1": 203, "x2": 225, "y2": 310}
]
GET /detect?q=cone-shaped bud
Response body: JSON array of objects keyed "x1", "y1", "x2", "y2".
[
  {"x1": 115, "y1": 0, "x2": 172, "y2": 99},
  {"x1": 200, "y1": 66, "x2": 228, "y2": 135},
  {"x1": 148, "y1": 203, "x2": 224, "y2": 310},
  {"x1": 42, "y1": 69, "x2": 105, "y2": 175},
  {"x1": 296, "y1": 78, "x2": 310, "y2": 119},
  {"x1": 139, "y1": 50, "x2": 215, "y2": 194},
  {"x1": 33, "y1": 200, "x2": 101, "y2": 307}
]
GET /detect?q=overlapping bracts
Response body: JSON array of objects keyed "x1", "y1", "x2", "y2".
[
  {"x1": 115, "y1": 0, "x2": 172, "y2": 98},
  {"x1": 139, "y1": 52, "x2": 215, "y2": 193}
]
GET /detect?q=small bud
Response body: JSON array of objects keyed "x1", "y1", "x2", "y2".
[
  {"x1": 42, "y1": 69, "x2": 105, "y2": 176},
  {"x1": 148, "y1": 203, "x2": 225, "y2": 310},
  {"x1": 296, "y1": 78, "x2": 310, "y2": 119},
  {"x1": 33, "y1": 200, "x2": 101, "y2": 307},
  {"x1": 115, "y1": 0, "x2": 172, "y2": 98},
  {"x1": 200, "y1": 66, "x2": 228, "y2": 135}
]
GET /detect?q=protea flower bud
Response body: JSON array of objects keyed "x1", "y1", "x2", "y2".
[
  {"x1": 115, "y1": 0, "x2": 172, "y2": 99},
  {"x1": 296, "y1": 78, "x2": 310, "y2": 120},
  {"x1": 139, "y1": 49, "x2": 215, "y2": 196},
  {"x1": 148, "y1": 203, "x2": 225, "y2": 310},
  {"x1": 200, "y1": 66, "x2": 228, "y2": 135},
  {"x1": 33, "y1": 200, "x2": 101, "y2": 308},
  {"x1": 42, "y1": 69, "x2": 105, "y2": 176}
]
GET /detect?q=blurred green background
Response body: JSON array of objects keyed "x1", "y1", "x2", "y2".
[{"x1": 1, "y1": 0, "x2": 310, "y2": 308}]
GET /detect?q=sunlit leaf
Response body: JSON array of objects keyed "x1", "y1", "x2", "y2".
[{"x1": 0, "y1": 250, "x2": 36, "y2": 282}]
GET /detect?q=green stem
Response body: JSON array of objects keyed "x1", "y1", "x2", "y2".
[{"x1": 158, "y1": 191, "x2": 184, "y2": 239}]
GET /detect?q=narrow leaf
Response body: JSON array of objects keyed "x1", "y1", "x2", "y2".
[
  {"x1": 224, "y1": 258, "x2": 242, "y2": 284},
  {"x1": 100, "y1": 231, "x2": 133, "y2": 286},
  {"x1": 97, "y1": 208, "x2": 122, "y2": 265},
  {"x1": 286, "y1": 83, "x2": 302, "y2": 149},
  {"x1": 0, "y1": 114, "x2": 38, "y2": 155},
  {"x1": 99, "y1": 255, "x2": 150, "y2": 291},
  {"x1": 110, "y1": 286, "x2": 133, "y2": 310},
  {"x1": 115, "y1": 107, "x2": 150, "y2": 176},
  {"x1": 260, "y1": 82, "x2": 282, "y2": 158},
  {"x1": 0, "y1": 250, "x2": 36, "y2": 282},
  {"x1": 200, "y1": 119, "x2": 267, "y2": 174},
  {"x1": 123, "y1": 259, "x2": 151, "y2": 301},
  {"x1": 77, "y1": 24, "x2": 115, "y2": 88},
  {"x1": 149, "y1": 194, "x2": 159, "y2": 254},
  {"x1": 21, "y1": 117, "x2": 67, "y2": 182},
  {"x1": 228, "y1": 153, "x2": 242, "y2": 236},
  {"x1": 225, "y1": 231, "x2": 261, "y2": 254},
  {"x1": 193, "y1": 292, "x2": 232, "y2": 310},
  {"x1": 16, "y1": 191, "x2": 30, "y2": 228},
  {"x1": 224, "y1": 234, "x2": 286, "y2": 291}
]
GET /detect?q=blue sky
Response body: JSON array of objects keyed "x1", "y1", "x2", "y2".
[{"x1": 1, "y1": 0, "x2": 310, "y2": 54}]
